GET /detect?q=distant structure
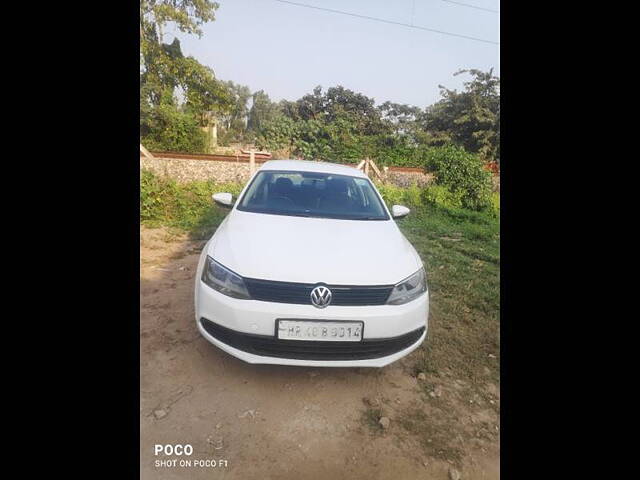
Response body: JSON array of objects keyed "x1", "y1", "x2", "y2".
[{"x1": 201, "y1": 111, "x2": 218, "y2": 153}]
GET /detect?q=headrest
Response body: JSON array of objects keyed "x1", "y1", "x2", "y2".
[
  {"x1": 326, "y1": 178, "x2": 349, "y2": 193},
  {"x1": 273, "y1": 177, "x2": 293, "y2": 194}
]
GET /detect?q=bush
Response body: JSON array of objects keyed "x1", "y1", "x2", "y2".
[
  {"x1": 490, "y1": 192, "x2": 500, "y2": 217},
  {"x1": 422, "y1": 185, "x2": 464, "y2": 210},
  {"x1": 140, "y1": 104, "x2": 208, "y2": 154},
  {"x1": 424, "y1": 145, "x2": 493, "y2": 211},
  {"x1": 140, "y1": 170, "x2": 244, "y2": 237},
  {"x1": 140, "y1": 169, "x2": 177, "y2": 223},
  {"x1": 376, "y1": 183, "x2": 403, "y2": 207},
  {"x1": 376, "y1": 183, "x2": 423, "y2": 209}
]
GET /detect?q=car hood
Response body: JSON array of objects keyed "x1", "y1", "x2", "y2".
[{"x1": 207, "y1": 210, "x2": 422, "y2": 285}]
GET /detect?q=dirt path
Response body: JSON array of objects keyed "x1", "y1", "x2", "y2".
[{"x1": 140, "y1": 227, "x2": 499, "y2": 479}]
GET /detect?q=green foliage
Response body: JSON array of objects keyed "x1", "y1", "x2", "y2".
[
  {"x1": 216, "y1": 81, "x2": 253, "y2": 144},
  {"x1": 140, "y1": 170, "x2": 243, "y2": 238},
  {"x1": 254, "y1": 73, "x2": 499, "y2": 168},
  {"x1": 376, "y1": 183, "x2": 424, "y2": 209},
  {"x1": 422, "y1": 185, "x2": 464, "y2": 210},
  {"x1": 247, "y1": 90, "x2": 281, "y2": 136},
  {"x1": 140, "y1": 0, "x2": 231, "y2": 153},
  {"x1": 377, "y1": 144, "x2": 497, "y2": 213},
  {"x1": 377, "y1": 181, "x2": 499, "y2": 217},
  {"x1": 141, "y1": 1, "x2": 219, "y2": 38},
  {"x1": 490, "y1": 191, "x2": 500, "y2": 217},
  {"x1": 398, "y1": 203, "x2": 499, "y2": 460},
  {"x1": 423, "y1": 69, "x2": 500, "y2": 163},
  {"x1": 256, "y1": 86, "x2": 396, "y2": 163},
  {"x1": 140, "y1": 102, "x2": 208, "y2": 153},
  {"x1": 255, "y1": 116, "x2": 299, "y2": 157},
  {"x1": 372, "y1": 141, "x2": 417, "y2": 167},
  {"x1": 394, "y1": 199, "x2": 500, "y2": 461},
  {"x1": 140, "y1": 35, "x2": 231, "y2": 120},
  {"x1": 424, "y1": 145, "x2": 493, "y2": 211}
]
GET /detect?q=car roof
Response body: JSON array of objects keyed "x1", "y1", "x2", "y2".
[{"x1": 258, "y1": 159, "x2": 367, "y2": 178}]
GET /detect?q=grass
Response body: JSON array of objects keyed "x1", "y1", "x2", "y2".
[
  {"x1": 361, "y1": 405, "x2": 385, "y2": 434},
  {"x1": 393, "y1": 203, "x2": 499, "y2": 464},
  {"x1": 400, "y1": 204, "x2": 500, "y2": 386}
]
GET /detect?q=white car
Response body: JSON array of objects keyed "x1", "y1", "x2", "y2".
[{"x1": 195, "y1": 160, "x2": 428, "y2": 367}]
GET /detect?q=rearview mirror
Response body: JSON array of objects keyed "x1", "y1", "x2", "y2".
[
  {"x1": 391, "y1": 205, "x2": 410, "y2": 219},
  {"x1": 212, "y1": 192, "x2": 233, "y2": 208}
]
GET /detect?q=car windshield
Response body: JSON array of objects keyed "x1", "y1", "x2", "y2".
[{"x1": 236, "y1": 170, "x2": 390, "y2": 220}]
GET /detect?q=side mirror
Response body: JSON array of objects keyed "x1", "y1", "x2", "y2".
[
  {"x1": 212, "y1": 192, "x2": 234, "y2": 208},
  {"x1": 391, "y1": 205, "x2": 410, "y2": 219}
]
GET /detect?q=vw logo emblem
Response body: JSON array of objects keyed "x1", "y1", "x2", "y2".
[{"x1": 310, "y1": 285, "x2": 332, "y2": 308}]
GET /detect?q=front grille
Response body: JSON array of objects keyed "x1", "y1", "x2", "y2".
[
  {"x1": 244, "y1": 278, "x2": 393, "y2": 306},
  {"x1": 200, "y1": 318, "x2": 425, "y2": 361}
]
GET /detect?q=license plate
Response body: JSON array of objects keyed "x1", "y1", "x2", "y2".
[{"x1": 277, "y1": 320, "x2": 363, "y2": 342}]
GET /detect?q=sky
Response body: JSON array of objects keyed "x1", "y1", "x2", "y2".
[{"x1": 167, "y1": 0, "x2": 500, "y2": 109}]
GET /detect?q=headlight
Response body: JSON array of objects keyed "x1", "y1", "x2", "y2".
[
  {"x1": 386, "y1": 268, "x2": 427, "y2": 305},
  {"x1": 201, "y1": 256, "x2": 251, "y2": 299}
]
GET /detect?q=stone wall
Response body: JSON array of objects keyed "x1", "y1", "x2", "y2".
[
  {"x1": 385, "y1": 170, "x2": 433, "y2": 187},
  {"x1": 140, "y1": 157, "x2": 254, "y2": 184},
  {"x1": 140, "y1": 156, "x2": 434, "y2": 187}
]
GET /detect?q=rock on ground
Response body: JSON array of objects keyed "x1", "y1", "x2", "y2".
[{"x1": 379, "y1": 417, "x2": 391, "y2": 429}]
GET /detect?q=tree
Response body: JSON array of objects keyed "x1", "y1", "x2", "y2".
[
  {"x1": 292, "y1": 86, "x2": 326, "y2": 121},
  {"x1": 295, "y1": 86, "x2": 388, "y2": 135},
  {"x1": 422, "y1": 69, "x2": 500, "y2": 163},
  {"x1": 140, "y1": 0, "x2": 231, "y2": 151},
  {"x1": 247, "y1": 90, "x2": 281, "y2": 136},
  {"x1": 140, "y1": 0, "x2": 219, "y2": 39},
  {"x1": 140, "y1": 0, "x2": 224, "y2": 107},
  {"x1": 255, "y1": 116, "x2": 300, "y2": 157},
  {"x1": 139, "y1": 101, "x2": 208, "y2": 153},
  {"x1": 256, "y1": 85, "x2": 393, "y2": 161},
  {"x1": 217, "y1": 81, "x2": 252, "y2": 144},
  {"x1": 250, "y1": 72, "x2": 499, "y2": 167},
  {"x1": 379, "y1": 102, "x2": 422, "y2": 135}
]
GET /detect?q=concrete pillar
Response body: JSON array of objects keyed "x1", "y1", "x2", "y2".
[
  {"x1": 249, "y1": 149, "x2": 256, "y2": 175},
  {"x1": 211, "y1": 121, "x2": 217, "y2": 148},
  {"x1": 201, "y1": 121, "x2": 218, "y2": 154}
]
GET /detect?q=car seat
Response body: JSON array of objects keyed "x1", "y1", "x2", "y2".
[{"x1": 319, "y1": 178, "x2": 354, "y2": 212}]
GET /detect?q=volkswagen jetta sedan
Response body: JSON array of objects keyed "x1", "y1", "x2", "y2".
[{"x1": 194, "y1": 160, "x2": 428, "y2": 367}]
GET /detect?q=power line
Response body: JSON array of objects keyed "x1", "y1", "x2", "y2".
[
  {"x1": 272, "y1": 0, "x2": 499, "y2": 45},
  {"x1": 441, "y1": 0, "x2": 500, "y2": 14}
]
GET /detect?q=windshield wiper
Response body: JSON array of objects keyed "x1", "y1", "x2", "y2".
[{"x1": 281, "y1": 212, "x2": 312, "y2": 217}]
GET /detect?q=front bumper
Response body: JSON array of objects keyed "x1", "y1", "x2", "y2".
[{"x1": 195, "y1": 280, "x2": 428, "y2": 367}]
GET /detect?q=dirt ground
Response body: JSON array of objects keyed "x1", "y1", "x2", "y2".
[{"x1": 140, "y1": 226, "x2": 499, "y2": 479}]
